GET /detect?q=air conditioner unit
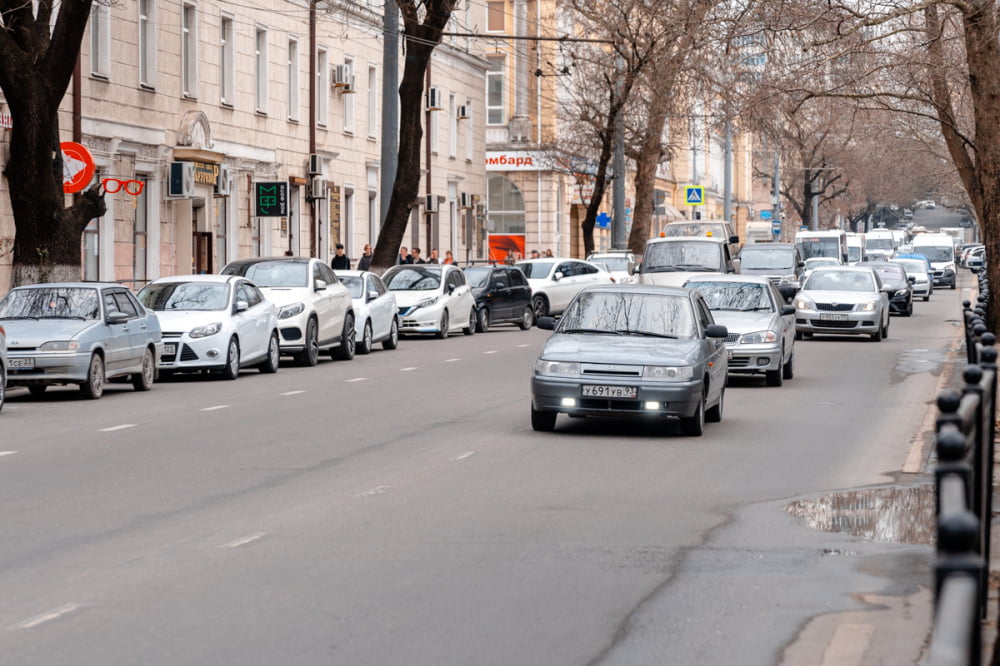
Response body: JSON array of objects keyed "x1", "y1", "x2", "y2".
[
  {"x1": 215, "y1": 164, "x2": 231, "y2": 196},
  {"x1": 340, "y1": 75, "x2": 356, "y2": 94},
  {"x1": 333, "y1": 64, "x2": 351, "y2": 88},
  {"x1": 426, "y1": 87, "x2": 442, "y2": 111},
  {"x1": 168, "y1": 162, "x2": 195, "y2": 198},
  {"x1": 425, "y1": 194, "x2": 439, "y2": 213},
  {"x1": 459, "y1": 192, "x2": 472, "y2": 208},
  {"x1": 309, "y1": 176, "x2": 328, "y2": 200},
  {"x1": 457, "y1": 105, "x2": 470, "y2": 120},
  {"x1": 308, "y1": 153, "x2": 322, "y2": 175}
]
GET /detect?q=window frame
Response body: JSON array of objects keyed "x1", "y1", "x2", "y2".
[
  {"x1": 317, "y1": 48, "x2": 329, "y2": 127},
  {"x1": 220, "y1": 14, "x2": 235, "y2": 106},
  {"x1": 486, "y1": 57, "x2": 505, "y2": 126},
  {"x1": 486, "y1": 0, "x2": 505, "y2": 32},
  {"x1": 90, "y1": 3, "x2": 112, "y2": 79},
  {"x1": 255, "y1": 26, "x2": 269, "y2": 114},
  {"x1": 343, "y1": 56, "x2": 355, "y2": 134},
  {"x1": 181, "y1": 3, "x2": 198, "y2": 97},
  {"x1": 287, "y1": 36, "x2": 300, "y2": 121},
  {"x1": 138, "y1": 0, "x2": 156, "y2": 88},
  {"x1": 367, "y1": 64, "x2": 378, "y2": 139}
]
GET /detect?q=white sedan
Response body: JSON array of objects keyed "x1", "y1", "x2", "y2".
[
  {"x1": 382, "y1": 264, "x2": 477, "y2": 338},
  {"x1": 336, "y1": 270, "x2": 400, "y2": 353},
  {"x1": 137, "y1": 275, "x2": 280, "y2": 379},
  {"x1": 515, "y1": 258, "x2": 615, "y2": 318}
]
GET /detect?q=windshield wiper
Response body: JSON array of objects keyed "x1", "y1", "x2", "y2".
[
  {"x1": 562, "y1": 328, "x2": 621, "y2": 335},
  {"x1": 0, "y1": 315, "x2": 39, "y2": 320},
  {"x1": 741, "y1": 307, "x2": 774, "y2": 312},
  {"x1": 617, "y1": 329, "x2": 679, "y2": 338},
  {"x1": 672, "y1": 264, "x2": 717, "y2": 271},
  {"x1": 643, "y1": 266, "x2": 682, "y2": 273},
  {"x1": 37, "y1": 315, "x2": 87, "y2": 320}
]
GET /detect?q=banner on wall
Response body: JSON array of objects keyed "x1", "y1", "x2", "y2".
[{"x1": 487, "y1": 234, "x2": 526, "y2": 263}]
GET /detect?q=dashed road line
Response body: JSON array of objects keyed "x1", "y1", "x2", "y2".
[
  {"x1": 356, "y1": 485, "x2": 392, "y2": 497},
  {"x1": 517, "y1": 344, "x2": 530, "y2": 348},
  {"x1": 483, "y1": 350, "x2": 499, "y2": 355},
  {"x1": 445, "y1": 358, "x2": 461, "y2": 362},
  {"x1": 220, "y1": 532, "x2": 266, "y2": 549},
  {"x1": 12, "y1": 603, "x2": 81, "y2": 629},
  {"x1": 201, "y1": 405, "x2": 230, "y2": 412},
  {"x1": 280, "y1": 390, "x2": 306, "y2": 396},
  {"x1": 399, "y1": 367, "x2": 418, "y2": 372},
  {"x1": 0, "y1": 451, "x2": 18, "y2": 458},
  {"x1": 345, "y1": 377, "x2": 367, "y2": 383},
  {"x1": 99, "y1": 424, "x2": 137, "y2": 432},
  {"x1": 451, "y1": 451, "x2": 476, "y2": 461}
]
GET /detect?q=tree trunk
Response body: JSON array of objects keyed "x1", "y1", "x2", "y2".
[{"x1": 627, "y1": 104, "x2": 669, "y2": 255}]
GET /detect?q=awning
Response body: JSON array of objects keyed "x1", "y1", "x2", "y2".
[{"x1": 656, "y1": 203, "x2": 685, "y2": 221}]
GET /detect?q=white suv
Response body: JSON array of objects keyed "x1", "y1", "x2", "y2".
[
  {"x1": 516, "y1": 258, "x2": 615, "y2": 318},
  {"x1": 222, "y1": 257, "x2": 355, "y2": 365}
]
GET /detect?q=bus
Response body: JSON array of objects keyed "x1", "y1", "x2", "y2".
[{"x1": 794, "y1": 230, "x2": 848, "y2": 264}]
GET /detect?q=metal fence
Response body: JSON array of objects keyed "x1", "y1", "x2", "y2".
[{"x1": 929, "y1": 272, "x2": 997, "y2": 666}]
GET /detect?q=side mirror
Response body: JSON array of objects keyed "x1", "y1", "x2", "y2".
[
  {"x1": 494, "y1": 282, "x2": 506, "y2": 291},
  {"x1": 314, "y1": 279, "x2": 328, "y2": 292},
  {"x1": 729, "y1": 235, "x2": 740, "y2": 245},
  {"x1": 778, "y1": 285, "x2": 798, "y2": 302},
  {"x1": 907, "y1": 275, "x2": 916, "y2": 283},
  {"x1": 447, "y1": 283, "x2": 457, "y2": 294},
  {"x1": 235, "y1": 300, "x2": 249, "y2": 313},
  {"x1": 367, "y1": 290, "x2": 379, "y2": 302},
  {"x1": 880, "y1": 285, "x2": 893, "y2": 294},
  {"x1": 552, "y1": 272, "x2": 563, "y2": 282},
  {"x1": 797, "y1": 261, "x2": 805, "y2": 268},
  {"x1": 106, "y1": 311, "x2": 129, "y2": 325},
  {"x1": 705, "y1": 324, "x2": 728, "y2": 339},
  {"x1": 780, "y1": 304, "x2": 795, "y2": 316},
  {"x1": 537, "y1": 316, "x2": 557, "y2": 330}
]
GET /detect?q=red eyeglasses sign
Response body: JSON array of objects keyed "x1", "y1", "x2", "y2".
[
  {"x1": 60, "y1": 142, "x2": 96, "y2": 194},
  {"x1": 102, "y1": 178, "x2": 145, "y2": 196}
]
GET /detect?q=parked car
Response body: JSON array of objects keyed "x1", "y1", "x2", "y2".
[
  {"x1": 967, "y1": 246, "x2": 986, "y2": 270},
  {"x1": 736, "y1": 242, "x2": 804, "y2": 289},
  {"x1": 684, "y1": 275, "x2": 796, "y2": 386},
  {"x1": 137, "y1": 275, "x2": 282, "y2": 379},
  {"x1": 530, "y1": 285, "x2": 728, "y2": 436},
  {"x1": 382, "y1": 264, "x2": 477, "y2": 338},
  {"x1": 463, "y1": 265, "x2": 534, "y2": 331},
  {"x1": 856, "y1": 262, "x2": 913, "y2": 316},
  {"x1": 637, "y1": 236, "x2": 738, "y2": 288},
  {"x1": 335, "y1": 270, "x2": 400, "y2": 353},
  {"x1": 586, "y1": 250, "x2": 638, "y2": 284},
  {"x1": 891, "y1": 257, "x2": 933, "y2": 301},
  {"x1": 222, "y1": 257, "x2": 354, "y2": 366},
  {"x1": 794, "y1": 267, "x2": 891, "y2": 341},
  {"x1": 0, "y1": 323, "x2": 7, "y2": 412},
  {"x1": 0, "y1": 282, "x2": 163, "y2": 399},
  {"x1": 515, "y1": 258, "x2": 615, "y2": 318}
]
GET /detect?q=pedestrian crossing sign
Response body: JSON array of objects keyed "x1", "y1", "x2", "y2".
[{"x1": 685, "y1": 186, "x2": 704, "y2": 206}]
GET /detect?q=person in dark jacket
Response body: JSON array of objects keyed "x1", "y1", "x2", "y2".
[
  {"x1": 358, "y1": 244, "x2": 373, "y2": 271},
  {"x1": 399, "y1": 247, "x2": 413, "y2": 265},
  {"x1": 331, "y1": 243, "x2": 350, "y2": 270}
]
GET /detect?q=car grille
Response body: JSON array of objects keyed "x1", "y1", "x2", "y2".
[
  {"x1": 815, "y1": 303, "x2": 854, "y2": 312},
  {"x1": 579, "y1": 398, "x2": 642, "y2": 411},
  {"x1": 6, "y1": 346, "x2": 37, "y2": 351},
  {"x1": 163, "y1": 344, "x2": 199, "y2": 363},
  {"x1": 398, "y1": 306, "x2": 414, "y2": 316},
  {"x1": 728, "y1": 356, "x2": 751, "y2": 368},
  {"x1": 581, "y1": 364, "x2": 642, "y2": 377},
  {"x1": 809, "y1": 319, "x2": 858, "y2": 329},
  {"x1": 724, "y1": 333, "x2": 740, "y2": 343},
  {"x1": 161, "y1": 332, "x2": 184, "y2": 338}
]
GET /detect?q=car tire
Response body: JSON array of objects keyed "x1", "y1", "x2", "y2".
[
  {"x1": 795, "y1": 330, "x2": 803, "y2": 341},
  {"x1": 0, "y1": 368, "x2": 5, "y2": 413},
  {"x1": 358, "y1": 320, "x2": 374, "y2": 355},
  {"x1": 80, "y1": 352, "x2": 105, "y2": 399},
  {"x1": 518, "y1": 306, "x2": 534, "y2": 330},
  {"x1": 871, "y1": 323, "x2": 883, "y2": 342},
  {"x1": 782, "y1": 353, "x2": 794, "y2": 380},
  {"x1": 28, "y1": 385, "x2": 46, "y2": 398},
  {"x1": 476, "y1": 307, "x2": 490, "y2": 333},
  {"x1": 333, "y1": 313, "x2": 356, "y2": 360},
  {"x1": 531, "y1": 405, "x2": 557, "y2": 432},
  {"x1": 679, "y1": 394, "x2": 705, "y2": 437},
  {"x1": 132, "y1": 347, "x2": 155, "y2": 391},
  {"x1": 882, "y1": 318, "x2": 889, "y2": 339},
  {"x1": 295, "y1": 318, "x2": 319, "y2": 366},
  {"x1": 463, "y1": 308, "x2": 476, "y2": 335},
  {"x1": 705, "y1": 388, "x2": 724, "y2": 423},
  {"x1": 221, "y1": 337, "x2": 241, "y2": 380},
  {"x1": 382, "y1": 318, "x2": 400, "y2": 350},
  {"x1": 765, "y1": 364, "x2": 784, "y2": 386},
  {"x1": 951, "y1": 281, "x2": 957, "y2": 290},
  {"x1": 923, "y1": 294, "x2": 930, "y2": 302},
  {"x1": 436, "y1": 310, "x2": 450, "y2": 339},
  {"x1": 532, "y1": 295, "x2": 549, "y2": 319},
  {"x1": 258, "y1": 332, "x2": 280, "y2": 373},
  {"x1": 905, "y1": 301, "x2": 913, "y2": 317}
]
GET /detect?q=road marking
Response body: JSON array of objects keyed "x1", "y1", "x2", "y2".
[
  {"x1": 201, "y1": 405, "x2": 230, "y2": 412},
  {"x1": 356, "y1": 485, "x2": 392, "y2": 497},
  {"x1": 0, "y1": 451, "x2": 17, "y2": 457},
  {"x1": 483, "y1": 350, "x2": 499, "y2": 355},
  {"x1": 399, "y1": 367, "x2": 417, "y2": 372},
  {"x1": 220, "y1": 532, "x2": 266, "y2": 549},
  {"x1": 445, "y1": 358, "x2": 461, "y2": 362},
  {"x1": 13, "y1": 603, "x2": 81, "y2": 629},
  {"x1": 451, "y1": 451, "x2": 476, "y2": 461},
  {"x1": 99, "y1": 424, "x2": 136, "y2": 432},
  {"x1": 517, "y1": 344, "x2": 530, "y2": 348},
  {"x1": 280, "y1": 390, "x2": 306, "y2": 396},
  {"x1": 345, "y1": 377, "x2": 367, "y2": 383},
  {"x1": 820, "y1": 622, "x2": 874, "y2": 665}
]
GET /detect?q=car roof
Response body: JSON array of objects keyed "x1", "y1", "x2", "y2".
[
  {"x1": 579, "y1": 284, "x2": 692, "y2": 297},
  {"x1": 809, "y1": 266, "x2": 875, "y2": 274},
  {"x1": 335, "y1": 270, "x2": 369, "y2": 277},
  {"x1": 225, "y1": 257, "x2": 313, "y2": 266},
  {"x1": 516, "y1": 257, "x2": 585, "y2": 263},
  {"x1": 148, "y1": 274, "x2": 243, "y2": 284},
  {"x1": 740, "y1": 242, "x2": 795, "y2": 249},
  {"x1": 683, "y1": 274, "x2": 775, "y2": 286},
  {"x1": 10, "y1": 282, "x2": 125, "y2": 290},
  {"x1": 646, "y1": 236, "x2": 727, "y2": 245}
]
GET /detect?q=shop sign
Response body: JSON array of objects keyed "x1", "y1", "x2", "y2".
[
  {"x1": 191, "y1": 161, "x2": 219, "y2": 186},
  {"x1": 485, "y1": 151, "x2": 552, "y2": 172},
  {"x1": 255, "y1": 182, "x2": 288, "y2": 217},
  {"x1": 0, "y1": 112, "x2": 11, "y2": 129}
]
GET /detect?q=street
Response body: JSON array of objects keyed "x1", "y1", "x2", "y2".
[{"x1": 0, "y1": 273, "x2": 969, "y2": 665}]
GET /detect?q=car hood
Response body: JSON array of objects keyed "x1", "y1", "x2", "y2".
[
  {"x1": 392, "y1": 290, "x2": 443, "y2": 308},
  {"x1": 801, "y1": 290, "x2": 877, "y2": 304},
  {"x1": 708, "y1": 311, "x2": 776, "y2": 335},
  {"x1": 257, "y1": 286, "x2": 311, "y2": 307},
  {"x1": 739, "y1": 267, "x2": 794, "y2": 278},
  {"x1": 1, "y1": 319, "x2": 99, "y2": 346},
  {"x1": 639, "y1": 271, "x2": 722, "y2": 287},
  {"x1": 540, "y1": 333, "x2": 702, "y2": 366},
  {"x1": 153, "y1": 309, "x2": 231, "y2": 332}
]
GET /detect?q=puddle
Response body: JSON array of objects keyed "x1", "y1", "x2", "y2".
[
  {"x1": 787, "y1": 485, "x2": 936, "y2": 546},
  {"x1": 890, "y1": 348, "x2": 953, "y2": 383}
]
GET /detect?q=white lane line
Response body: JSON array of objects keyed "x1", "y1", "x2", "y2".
[
  {"x1": 445, "y1": 358, "x2": 461, "y2": 363},
  {"x1": 399, "y1": 367, "x2": 418, "y2": 372},
  {"x1": 345, "y1": 377, "x2": 367, "y2": 383},
  {"x1": 356, "y1": 485, "x2": 392, "y2": 497},
  {"x1": 451, "y1": 451, "x2": 476, "y2": 461},
  {"x1": 220, "y1": 532, "x2": 266, "y2": 549},
  {"x1": 13, "y1": 603, "x2": 81, "y2": 629},
  {"x1": 0, "y1": 451, "x2": 18, "y2": 457},
  {"x1": 280, "y1": 390, "x2": 306, "y2": 396},
  {"x1": 201, "y1": 405, "x2": 230, "y2": 412},
  {"x1": 517, "y1": 344, "x2": 530, "y2": 348},
  {"x1": 99, "y1": 424, "x2": 136, "y2": 432},
  {"x1": 483, "y1": 350, "x2": 499, "y2": 355}
]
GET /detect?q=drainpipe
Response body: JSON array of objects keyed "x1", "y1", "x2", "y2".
[
  {"x1": 425, "y1": 62, "x2": 432, "y2": 252},
  {"x1": 309, "y1": 0, "x2": 317, "y2": 256},
  {"x1": 73, "y1": 54, "x2": 82, "y2": 143}
]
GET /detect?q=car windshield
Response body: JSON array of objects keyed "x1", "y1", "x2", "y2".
[
  {"x1": 866, "y1": 238, "x2": 894, "y2": 250},
  {"x1": 515, "y1": 261, "x2": 553, "y2": 279},
  {"x1": 847, "y1": 246, "x2": 862, "y2": 262},
  {"x1": 739, "y1": 248, "x2": 794, "y2": 270},
  {"x1": 686, "y1": 281, "x2": 773, "y2": 312},
  {"x1": 589, "y1": 256, "x2": 629, "y2": 271},
  {"x1": 796, "y1": 237, "x2": 841, "y2": 259},
  {"x1": 805, "y1": 258, "x2": 839, "y2": 270},
  {"x1": 0, "y1": 287, "x2": 100, "y2": 320},
  {"x1": 915, "y1": 246, "x2": 954, "y2": 262},
  {"x1": 863, "y1": 265, "x2": 905, "y2": 282},
  {"x1": 383, "y1": 266, "x2": 441, "y2": 291},
  {"x1": 643, "y1": 241, "x2": 723, "y2": 272},
  {"x1": 803, "y1": 271, "x2": 875, "y2": 292},
  {"x1": 224, "y1": 260, "x2": 308, "y2": 287},
  {"x1": 339, "y1": 276, "x2": 364, "y2": 298},
  {"x1": 558, "y1": 291, "x2": 697, "y2": 338},
  {"x1": 138, "y1": 282, "x2": 230, "y2": 311},
  {"x1": 464, "y1": 267, "x2": 493, "y2": 288},
  {"x1": 662, "y1": 223, "x2": 726, "y2": 239}
]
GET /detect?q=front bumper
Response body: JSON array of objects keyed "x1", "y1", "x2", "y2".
[
  {"x1": 5, "y1": 350, "x2": 92, "y2": 386},
  {"x1": 888, "y1": 293, "x2": 912, "y2": 314},
  {"x1": 276, "y1": 311, "x2": 309, "y2": 353},
  {"x1": 158, "y1": 334, "x2": 227, "y2": 371},
  {"x1": 795, "y1": 308, "x2": 880, "y2": 335},
  {"x1": 911, "y1": 281, "x2": 931, "y2": 296},
  {"x1": 397, "y1": 303, "x2": 445, "y2": 334},
  {"x1": 725, "y1": 342, "x2": 781, "y2": 373},
  {"x1": 531, "y1": 374, "x2": 703, "y2": 419}
]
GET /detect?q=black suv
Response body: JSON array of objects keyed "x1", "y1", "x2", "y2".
[{"x1": 463, "y1": 266, "x2": 534, "y2": 332}]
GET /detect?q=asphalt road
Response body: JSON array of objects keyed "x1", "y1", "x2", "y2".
[{"x1": 0, "y1": 266, "x2": 972, "y2": 665}]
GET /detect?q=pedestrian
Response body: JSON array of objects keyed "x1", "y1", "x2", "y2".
[
  {"x1": 331, "y1": 243, "x2": 350, "y2": 270},
  {"x1": 530, "y1": 249, "x2": 540, "y2": 259},
  {"x1": 443, "y1": 250, "x2": 455, "y2": 265},
  {"x1": 284, "y1": 250, "x2": 294, "y2": 257},
  {"x1": 544, "y1": 248, "x2": 554, "y2": 257},
  {"x1": 428, "y1": 248, "x2": 440, "y2": 264},
  {"x1": 412, "y1": 247, "x2": 425, "y2": 264},
  {"x1": 399, "y1": 246, "x2": 412, "y2": 265},
  {"x1": 358, "y1": 244, "x2": 374, "y2": 271}
]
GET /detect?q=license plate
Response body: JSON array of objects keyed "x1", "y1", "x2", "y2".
[
  {"x1": 820, "y1": 313, "x2": 848, "y2": 321},
  {"x1": 163, "y1": 343, "x2": 177, "y2": 355},
  {"x1": 7, "y1": 357, "x2": 34, "y2": 370},
  {"x1": 582, "y1": 385, "x2": 637, "y2": 399}
]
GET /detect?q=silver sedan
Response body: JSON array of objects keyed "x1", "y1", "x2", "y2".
[{"x1": 794, "y1": 267, "x2": 891, "y2": 341}]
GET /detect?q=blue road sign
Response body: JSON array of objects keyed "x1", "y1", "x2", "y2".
[
  {"x1": 760, "y1": 210, "x2": 773, "y2": 220},
  {"x1": 684, "y1": 186, "x2": 704, "y2": 205},
  {"x1": 772, "y1": 223, "x2": 781, "y2": 235},
  {"x1": 596, "y1": 212, "x2": 611, "y2": 228}
]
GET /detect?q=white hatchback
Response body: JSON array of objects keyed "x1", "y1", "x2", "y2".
[
  {"x1": 137, "y1": 275, "x2": 281, "y2": 379},
  {"x1": 516, "y1": 258, "x2": 615, "y2": 318},
  {"x1": 336, "y1": 270, "x2": 400, "y2": 353},
  {"x1": 382, "y1": 264, "x2": 477, "y2": 338}
]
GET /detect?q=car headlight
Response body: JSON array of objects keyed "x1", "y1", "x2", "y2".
[
  {"x1": 859, "y1": 300, "x2": 879, "y2": 312},
  {"x1": 189, "y1": 322, "x2": 223, "y2": 338},
  {"x1": 943, "y1": 264, "x2": 955, "y2": 273},
  {"x1": 643, "y1": 365, "x2": 695, "y2": 381},
  {"x1": 794, "y1": 296, "x2": 814, "y2": 310},
  {"x1": 894, "y1": 289, "x2": 909, "y2": 298},
  {"x1": 416, "y1": 296, "x2": 440, "y2": 309},
  {"x1": 534, "y1": 359, "x2": 581, "y2": 377},
  {"x1": 278, "y1": 302, "x2": 305, "y2": 319},
  {"x1": 39, "y1": 340, "x2": 80, "y2": 351},
  {"x1": 740, "y1": 330, "x2": 776, "y2": 344}
]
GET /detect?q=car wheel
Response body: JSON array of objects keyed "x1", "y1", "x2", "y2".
[
  {"x1": 905, "y1": 301, "x2": 913, "y2": 317},
  {"x1": 794, "y1": 330, "x2": 803, "y2": 341},
  {"x1": 295, "y1": 318, "x2": 319, "y2": 366},
  {"x1": 358, "y1": 320, "x2": 374, "y2": 355},
  {"x1": 679, "y1": 394, "x2": 705, "y2": 437},
  {"x1": 532, "y1": 295, "x2": 549, "y2": 319},
  {"x1": 531, "y1": 405, "x2": 557, "y2": 432},
  {"x1": 951, "y1": 281, "x2": 957, "y2": 290},
  {"x1": 871, "y1": 323, "x2": 883, "y2": 342},
  {"x1": 0, "y1": 368, "x2": 5, "y2": 413},
  {"x1": 259, "y1": 332, "x2": 280, "y2": 373},
  {"x1": 782, "y1": 353, "x2": 794, "y2": 380},
  {"x1": 765, "y1": 366, "x2": 784, "y2": 387},
  {"x1": 882, "y1": 317, "x2": 889, "y2": 339},
  {"x1": 705, "y1": 388, "x2": 724, "y2": 423},
  {"x1": 382, "y1": 318, "x2": 400, "y2": 350},
  {"x1": 132, "y1": 347, "x2": 155, "y2": 391},
  {"x1": 476, "y1": 307, "x2": 490, "y2": 333},
  {"x1": 463, "y1": 308, "x2": 476, "y2": 335},
  {"x1": 80, "y1": 353, "x2": 105, "y2": 399},
  {"x1": 28, "y1": 385, "x2": 47, "y2": 398},
  {"x1": 436, "y1": 310, "x2": 450, "y2": 339},
  {"x1": 333, "y1": 313, "x2": 356, "y2": 360},
  {"x1": 221, "y1": 337, "x2": 241, "y2": 379},
  {"x1": 518, "y1": 306, "x2": 534, "y2": 330},
  {"x1": 923, "y1": 294, "x2": 930, "y2": 302}
]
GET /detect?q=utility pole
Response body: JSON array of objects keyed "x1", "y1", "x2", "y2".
[
  {"x1": 723, "y1": 118, "x2": 733, "y2": 223},
  {"x1": 771, "y1": 152, "x2": 780, "y2": 228},
  {"x1": 380, "y1": 0, "x2": 399, "y2": 228},
  {"x1": 612, "y1": 56, "x2": 626, "y2": 250}
]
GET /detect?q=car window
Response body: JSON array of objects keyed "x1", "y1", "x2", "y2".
[
  {"x1": 515, "y1": 261, "x2": 554, "y2": 279},
  {"x1": 371, "y1": 275, "x2": 386, "y2": 296},
  {"x1": 697, "y1": 298, "x2": 715, "y2": 330},
  {"x1": 509, "y1": 269, "x2": 527, "y2": 286},
  {"x1": 445, "y1": 270, "x2": 463, "y2": 290},
  {"x1": 318, "y1": 264, "x2": 338, "y2": 284},
  {"x1": 237, "y1": 282, "x2": 260, "y2": 307},
  {"x1": 111, "y1": 291, "x2": 139, "y2": 318},
  {"x1": 493, "y1": 272, "x2": 510, "y2": 289},
  {"x1": 556, "y1": 262, "x2": 576, "y2": 277},
  {"x1": 124, "y1": 290, "x2": 147, "y2": 316},
  {"x1": 577, "y1": 262, "x2": 598, "y2": 275},
  {"x1": 313, "y1": 262, "x2": 324, "y2": 287}
]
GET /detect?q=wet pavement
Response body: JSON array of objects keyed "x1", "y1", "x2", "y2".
[{"x1": 890, "y1": 347, "x2": 956, "y2": 384}]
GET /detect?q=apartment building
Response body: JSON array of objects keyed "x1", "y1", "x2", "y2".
[{"x1": 0, "y1": 0, "x2": 488, "y2": 291}]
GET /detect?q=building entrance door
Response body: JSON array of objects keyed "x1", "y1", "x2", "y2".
[{"x1": 194, "y1": 232, "x2": 213, "y2": 273}]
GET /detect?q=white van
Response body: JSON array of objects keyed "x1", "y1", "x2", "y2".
[
  {"x1": 845, "y1": 233, "x2": 865, "y2": 264},
  {"x1": 745, "y1": 221, "x2": 774, "y2": 245},
  {"x1": 912, "y1": 233, "x2": 957, "y2": 289},
  {"x1": 794, "y1": 230, "x2": 848, "y2": 264},
  {"x1": 865, "y1": 229, "x2": 896, "y2": 261}
]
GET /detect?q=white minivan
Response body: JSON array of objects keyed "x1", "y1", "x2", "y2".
[{"x1": 912, "y1": 234, "x2": 958, "y2": 289}]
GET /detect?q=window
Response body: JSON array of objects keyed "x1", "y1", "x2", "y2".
[
  {"x1": 317, "y1": 48, "x2": 329, "y2": 126},
  {"x1": 428, "y1": 100, "x2": 438, "y2": 154},
  {"x1": 343, "y1": 57, "x2": 355, "y2": 133},
  {"x1": 288, "y1": 38, "x2": 300, "y2": 120},
  {"x1": 486, "y1": 174, "x2": 525, "y2": 233},
  {"x1": 486, "y1": 57, "x2": 505, "y2": 125},
  {"x1": 134, "y1": 177, "x2": 148, "y2": 282},
  {"x1": 181, "y1": 4, "x2": 197, "y2": 96},
  {"x1": 138, "y1": 0, "x2": 156, "y2": 87},
  {"x1": 112, "y1": 292, "x2": 139, "y2": 318},
  {"x1": 220, "y1": 15, "x2": 234, "y2": 104},
  {"x1": 255, "y1": 28, "x2": 269, "y2": 113},
  {"x1": 448, "y1": 93, "x2": 457, "y2": 157},
  {"x1": 367, "y1": 64, "x2": 378, "y2": 138},
  {"x1": 487, "y1": 0, "x2": 505, "y2": 31},
  {"x1": 90, "y1": 3, "x2": 111, "y2": 78},
  {"x1": 464, "y1": 99, "x2": 473, "y2": 160}
]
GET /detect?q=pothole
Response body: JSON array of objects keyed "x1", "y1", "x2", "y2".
[
  {"x1": 890, "y1": 348, "x2": 952, "y2": 383},
  {"x1": 787, "y1": 485, "x2": 936, "y2": 546}
]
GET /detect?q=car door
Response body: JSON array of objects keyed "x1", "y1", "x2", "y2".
[
  {"x1": 695, "y1": 296, "x2": 726, "y2": 403},
  {"x1": 551, "y1": 261, "x2": 579, "y2": 312},
  {"x1": 491, "y1": 270, "x2": 513, "y2": 321},
  {"x1": 768, "y1": 284, "x2": 793, "y2": 362},
  {"x1": 111, "y1": 290, "x2": 149, "y2": 372},
  {"x1": 234, "y1": 281, "x2": 265, "y2": 360},
  {"x1": 508, "y1": 268, "x2": 531, "y2": 318},
  {"x1": 367, "y1": 274, "x2": 392, "y2": 339},
  {"x1": 310, "y1": 262, "x2": 339, "y2": 344},
  {"x1": 100, "y1": 289, "x2": 132, "y2": 374}
]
